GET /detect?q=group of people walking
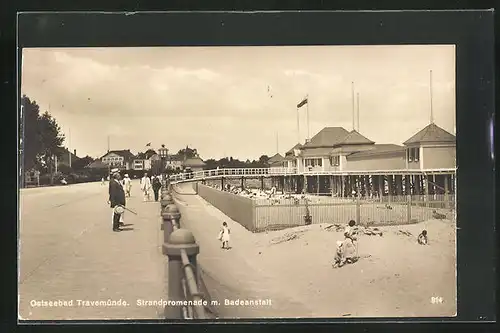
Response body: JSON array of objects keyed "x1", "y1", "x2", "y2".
[
  {"x1": 139, "y1": 172, "x2": 162, "y2": 202},
  {"x1": 107, "y1": 169, "x2": 164, "y2": 232}
]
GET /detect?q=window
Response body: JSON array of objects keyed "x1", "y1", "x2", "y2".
[
  {"x1": 329, "y1": 156, "x2": 340, "y2": 166},
  {"x1": 305, "y1": 158, "x2": 322, "y2": 167},
  {"x1": 407, "y1": 148, "x2": 420, "y2": 163}
]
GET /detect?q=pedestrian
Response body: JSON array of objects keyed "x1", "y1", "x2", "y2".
[
  {"x1": 108, "y1": 170, "x2": 126, "y2": 232},
  {"x1": 218, "y1": 222, "x2": 231, "y2": 249},
  {"x1": 122, "y1": 174, "x2": 132, "y2": 197},
  {"x1": 140, "y1": 172, "x2": 152, "y2": 202},
  {"x1": 101, "y1": 177, "x2": 105, "y2": 185},
  {"x1": 152, "y1": 175, "x2": 162, "y2": 201}
]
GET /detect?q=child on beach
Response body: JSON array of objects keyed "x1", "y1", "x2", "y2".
[
  {"x1": 218, "y1": 222, "x2": 231, "y2": 249},
  {"x1": 417, "y1": 230, "x2": 428, "y2": 245},
  {"x1": 332, "y1": 241, "x2": 345, "y2": 268},
  {"x1": 344, "y1": 220, "x2": 357, "y2": 243}
]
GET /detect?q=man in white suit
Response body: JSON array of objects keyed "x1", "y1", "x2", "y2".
[{"x1": 140, "y1": 172, "x2": 152, "y2": 202}]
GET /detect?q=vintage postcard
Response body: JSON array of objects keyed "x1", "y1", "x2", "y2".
[{"x1": 18, "y1": 45, "x2": 457, "y2": 320}]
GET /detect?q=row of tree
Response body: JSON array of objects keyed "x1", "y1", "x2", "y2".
[
  {"x1": 21, "y1": 95, "x2": 66, "y2": 174},
  {"x1": 20, "y1": 94, "x2": 273, "y2": 184},
  {"x1": 203, "y1": 155, "x2": 271, "y2": 170}
]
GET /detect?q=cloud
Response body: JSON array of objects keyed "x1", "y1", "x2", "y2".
[{"x1": 20, "y1": 46, "x2": 456, "y2": 159}]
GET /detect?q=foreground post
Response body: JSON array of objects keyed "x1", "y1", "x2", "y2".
[
  {"x1": 406, "y1": 194, "x2": 412, "y2": 224},
  {"x1": 355, "y1": 196, "x2": 361, "y2": 226},
  {"x1": 161, "y1": 204, "x2": 181, "y2": 241},
  {"x1": 163, "y1": 229, "x2": 200, "y2": 319},
  {"x1": 160, "y1": 193, "x2": 174, "y2": 210}
]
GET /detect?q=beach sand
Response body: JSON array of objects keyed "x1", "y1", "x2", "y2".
[{"x1": 173, "y1": 184, "x2": 457, "y2": 318}]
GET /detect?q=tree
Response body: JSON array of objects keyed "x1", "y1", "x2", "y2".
[
  {"x1": 37, "y1": 111, "x2": 65, "y2": 174},
  {"x1": 144, "y1": 149, "x2": 157, "y2": 159},
  {"x1": 177, "y1": 145, "x2": 198, "y2": 160},
  {"x1": 21, "y1": 95, "x2": 41, "y2": 171},
  {"x1": 136, "y1": 151, "x2": 146, "y2": 159},
  {"x1": 258, "y1": 155, "x2": 270, "y2": 167},
  {"x1": 71, "y1": 155, "x2": 94, "y2": 171}
]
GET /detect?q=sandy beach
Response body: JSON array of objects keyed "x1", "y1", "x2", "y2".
[{"x1": 173, "y1": 183, "x2": 457, "y2": 318}]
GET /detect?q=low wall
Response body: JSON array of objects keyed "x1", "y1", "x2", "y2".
[{"x1": 196, "y1": 183, "x2": 256, "y2": 231}]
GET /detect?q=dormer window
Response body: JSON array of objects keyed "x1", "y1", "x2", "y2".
[
  {"x1": 406, "y1": 147, "x2": 419, "y2": 163},
  {"x1": 329, "y1": 156, "x2": 340, "y2": 166}
]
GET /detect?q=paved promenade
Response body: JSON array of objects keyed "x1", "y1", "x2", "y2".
[{"x1": 19, "y1": 180, "x2": 166, "y2": 320}]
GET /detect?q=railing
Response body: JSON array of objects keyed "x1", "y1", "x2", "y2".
[
  {"x1": 169, "y1": 167, "x2": 297, "y2": 182},
  {"x1": 169, "y1": 167, "x2": 457, "y2": 183},
  {"x1": 192, "y1": 182, "x2": 456, "y2": 232},
  {"x1": 159, "y1": 184, "x2": 209, "y2": 319}
]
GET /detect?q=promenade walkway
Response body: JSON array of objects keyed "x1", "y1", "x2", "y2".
[
  {"x1": 19, "y1": 180, "x2": 166, "y2": 320},
  {"x1": 171, "y1": 185, "x2": 314, "y2": 318}
]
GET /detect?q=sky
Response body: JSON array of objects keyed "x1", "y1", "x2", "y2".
[{"x1": 21, "y1": 45, "x2": 455, "y2": 161}]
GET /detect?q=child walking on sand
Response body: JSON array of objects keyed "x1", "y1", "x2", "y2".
[{"x1": 218, "y1": 222, "x2": 231, "y2": 249}]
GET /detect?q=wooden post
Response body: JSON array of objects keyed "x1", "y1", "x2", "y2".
[
  {"x1": 355, "y1": 196, "x2": 361, "y2": 225},
  {"x1": 330, "y1": 175, "x2": 334, "y2": 197},
  {"x1": 387, "y1": 175, "x2": 393, "y2": 203},
  {"x1": 406, "y1": 194, "x2": 412, "y2": 224},
  {"x1": 424, "y1": 175, "x2": 429, "y2": 207},
  {"x1": 341, "y1": 176, "x2": 345, "y2": 197},
  {"x1": 370, "y1": 175, "x2": 376, "y2": 198},
  {"x1": 241, "y1": 176, "x2": 245, "y2": 190},
  {"x1": 317, "y1": 175, "x2": 320, "y2": 195},
  {"x1": 405, "y1": 175, "x2": 411, "y2": 195},
  {"x1": 415, "y1": 175, "x2": 421, "y2": 195},
  {"x1": 260, "y1": 176, "x2": 264, "y2": 191},
  {"x1": 395, "y1": 175, "x2": 403, "y2": 196},
  {"x1": 444, "y1": 174, "x2": 449, "y2": 209},
  {"x1": 221, "y1": 177, "x2": 225, "y2": 191},
  {"x1": 432, "y1": 174, "x2": 437, "y2": 197},
  {"x1": 378, "y1": 175, "x2": 384, "y2": 202}
]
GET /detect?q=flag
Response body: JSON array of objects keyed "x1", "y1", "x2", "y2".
[
  {"x1": 297, "y1": 97, "x2": 308, "y2": 108},
  {"x1": 146, "y1": 142, "x2": 151, "y2": 147}
]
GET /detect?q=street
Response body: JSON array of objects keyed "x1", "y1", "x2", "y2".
[{"x1": 19, "y1": 180, "x2": 166, "y2": 320}]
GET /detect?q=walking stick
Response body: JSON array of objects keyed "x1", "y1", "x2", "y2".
[{"x1": 116, "y1": 204, "x2": 138, "y2": 215}]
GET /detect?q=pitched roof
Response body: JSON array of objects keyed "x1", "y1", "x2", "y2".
[
  {"x1": 347, "y1": 144, "x2": 405, "y2": 159},
  {"x1": 57, "y1": 147, "x2": 81, "y2": 164},
  {"x1": 285, "y1": 143, "x2": 303, "y2": 155},
  {"x1": 270, "y1": 160, "x2": 285, "y2": 167},
  {"x1": 337, "y1": 130, "x2": 375, "y2": 146},
  {"x1": 85, "y1": 160, "x2": 109, "y2": 169},
  {"x1": 268, "y1": 153, "x2": 284, "y2": 163},
  {"x1": 168, "y1": 154, "x2": 184, "y2": 162},
  {"x1": 101, "y1": 149, "x2": 136, "y2": 161},
  {"x1": 404, "y1": 123, "x2": 456, "y2": 145},
  {"x1": 183, "y1": 157, "x2": 206, "y2": 167},
  {"x1": 303, "y1": 127, "x2": 350, "y2": 148},
  {"x1": 301, "y1": 147, "x2": 335, "y2": 157}
]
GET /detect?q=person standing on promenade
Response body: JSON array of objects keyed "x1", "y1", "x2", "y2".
[
  {"x1": 140, "y1": 172, "x2": 152, "y2": 202},
  {"x1": 122, "y1": 173, "x2": 132, "y2": 197},
  {"x1": 152, "y1": 175, "x2": 162, "y2": 201},
  {"x1": 109, "y1": 171, "x2": 126, "y2": 232}
]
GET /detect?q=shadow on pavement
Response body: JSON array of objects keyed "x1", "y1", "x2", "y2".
[{"x1": 120, "y1": 227, "x2": 134, "y2": 231}]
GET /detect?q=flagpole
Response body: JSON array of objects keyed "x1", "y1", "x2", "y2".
[
  {"x1": 306, "y1": 94, "x2": 310, "y2": 141},
  {"x1": 276, "y1": 132, "x2": 279, "y2": 154},
  {"x1": 296, "y1": 107, "x2": 300, "y2": 144},
  {"x1": 356, "y1": 93, "x2": 360, "y2": 132},
  {"x1": 429, "y1": 69, "x2": 434, "y2": 124},
  {"x1": 351, "y1": 82, "x2": 355, "y2": 131},
  {"x1": 68, "y1": 128, "x2": 72, "y2": 168}
]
